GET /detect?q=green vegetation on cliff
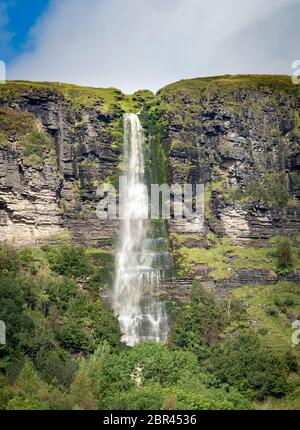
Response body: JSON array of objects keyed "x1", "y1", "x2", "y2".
[
  {"x1": 0, "y1": 81, "x2": 153, "y2": 115},
  {"x1": 0, "y1": 81, "x2": 123, "y2": 113},
  {"x1": 154, "y1": 74, "x2": 300, "y2": 225},
  {"x1": 176, "y1": 236, "x2": 300, "y2": 281},
  {"x1": 0, "y1": 107, "x2": 55, "y2": 167},
  {"x1": 0, "y1": 107, "x2": 36, "y2": 138},
  {"x1": 1, "y1": 75, "x2": 300, "y2": 411},
  {"x1": 0, "y1": 242, "x2": 299, "y2": 410},
  {"x1": 160, "y1": 74, "x2": 300, "y2": 97}
]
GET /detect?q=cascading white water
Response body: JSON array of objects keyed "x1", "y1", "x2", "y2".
[{"x1": 114, "y1": 113, "x2": 169, "y2": 346}]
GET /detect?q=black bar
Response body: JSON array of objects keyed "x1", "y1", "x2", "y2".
[{"x1": 0, "y1": 410, "x2": 299, "y2": 427}]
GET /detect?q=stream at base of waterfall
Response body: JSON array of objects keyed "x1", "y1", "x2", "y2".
[{"x1": 113, "y1": 113, "x2": 170, "y2": 346}]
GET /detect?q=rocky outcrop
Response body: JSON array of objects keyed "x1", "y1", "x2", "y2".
[
  {"x1": 139, "y1": 75, "x2": 300, "y2": 297},
  {"x1": 0, "y1": 143, "x2": 63, "y2": 246},
  {"x1": 0, "y1": 76, "x2": 299, "y2": 298},
  {"x1": 149, "y1": 75, "x2": 300, "y2": 243},
  {"x1": 0, "y1": 82, "x2": 123, "y2": 246}
]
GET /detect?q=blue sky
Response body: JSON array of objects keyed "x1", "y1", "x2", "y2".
[
  {"x1": 0, "y1": 0, "x2": 299, "y2": 93},
  {"x1": 0, "y1": 0, "x2": 49, "y2": 63}
]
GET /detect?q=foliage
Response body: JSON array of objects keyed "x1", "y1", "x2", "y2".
[
  {"x1": 97, "y1": 341, "x2": 251, "y2": 410},
  {"x1": 232, "y1": 281, "x2": 300, "y2": 357},
  {"x1": 205, "y1": 331, "x2": 289, "y2": 400},
  {"x1": 0, "y1": 242, "x2": 122, "y2": 408},
  {"x1": 69, "y1": 362, "x2": 97, "y2": 410},
  {"x1": 42, "y1": 243, "x2": 90, "y2": 278},
  {"x1": 1, "y1": 76, "x2": 300, "y2": 410},
  {"x1": 271, "y1": 237, "x2": 294, "y2": 274},
  {"x1": 177, "y1": 236, "x2": 300, "y2": 282},
  {"x1": 0, "y1": 240, "x2": 299, "y2": 409},
  {"x1": 20, "y1": 130, "x2": 53, "y2": 167},
  {"x1": 0, "y1": 107, "x2": 35, "y2": 139},
  {"x1": 0, "y1": 107, "x2": 54, "y2": 167},
  {"x1": 168, "y1": 286, "x2": 245, "y2": 356},
  {"x1": 227, "y1": 171, "x2": 289, "y2": 209},
  {"x1": 168, "y1": 286, "x2": 224, "y2": 354}
]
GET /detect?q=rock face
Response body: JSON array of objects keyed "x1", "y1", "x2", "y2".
[
  {"x1": 0, "y1": 82, "x2": 124, "y2": 246},
  {"x1": 0, "y1": 144, "x2": 63, "y2": 246},
  {"x1": 141, "y1": 75, "x2": 300, "y2": 296},
  {"x1": 146, "y1": 75, "x2": 300, "y2": 244},
  {"x1": 0, "y1": 76, "x2": 299, "y2": 296}
]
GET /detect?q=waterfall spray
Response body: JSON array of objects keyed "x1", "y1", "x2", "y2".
[{"x1": 113, "y1": 113, "x2": 169, "y2": 346}]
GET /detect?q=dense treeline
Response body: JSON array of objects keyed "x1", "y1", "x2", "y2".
[{"x1": 0, "y1": 242, "x2": 299, "y2": 409}]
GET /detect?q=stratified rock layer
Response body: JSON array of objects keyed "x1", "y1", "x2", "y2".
[
  {"x1": 0, "y1": 76, "x2": 299, "y2": 296},
  {"x1": 0, "y1": 83, "x2": 123, "y2": 246},
  {"x1": 151, "y1": 75, "x2": 300, "y2": 243}
]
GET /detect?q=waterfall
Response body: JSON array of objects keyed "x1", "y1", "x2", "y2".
[{"x1": 113, "y1": 113, "x2": 169, "y2": 346}]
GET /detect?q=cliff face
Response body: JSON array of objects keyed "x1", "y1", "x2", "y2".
[
  {"x1": 146, "y1": 75, "x2": 300, "y2": 242},
  {"x1": 141, "y1": 75, "x2": 300, "y2": 297},
  {"x1": 0, "y1": 82, "x2": 127, "y2": 246},
  {"x1": 0, "y1": 76, "x2": 300, "y2": 295}
]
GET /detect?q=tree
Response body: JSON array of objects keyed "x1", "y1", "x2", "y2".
[
  {"x1": 168, "y1": 285, "x2": 227, "y2": 358},
  {"x1": 69, "y1": 363, "x2": 96, "y2": 410},
  {"x1": 274, "y1": 237, "x2": 294, "y2": 274},
  {"x1": 205, "y1": 331, "x2": 289, "y2": 400}
]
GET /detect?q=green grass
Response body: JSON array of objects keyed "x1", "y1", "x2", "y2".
[
  {"x1": 0, "y1": 107, "x2": 55, "y2": 167},
  {"x1": 0, "y1": 107, "x2": 36, "y2": 139},
  {"x1": 178, "y1": 240, "x2": 234, "y2": 280},
  {"x1": 0, "y1": 81, "x2": 124, "y2": 113},
  {"x1": 227, "y1": 280, "x2": 300, "y2": 409},
  {"x1": 0, "y1": 81, "x2": 153, "y2": 116},
  {"x1": 232, "y1": 282, "x2": 300, "y2": 357},
  {"x1": 159, "y1": 74, "x2": 299, "y2": 95},
  {"x1": 177, "y1": 237, "x2": 300, "y2": 281},
  {"x1": 20, "y1": 130, "x2": 54, "y2": 168},
  {"x1": 257, "y1": 386, "x2": 300, "y2": 410},
  {"x1": 230, "y1": 247, "x2": 277, "y2": 271}
]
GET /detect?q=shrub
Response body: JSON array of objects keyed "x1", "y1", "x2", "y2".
[
  {"x1": 273, "y1": 237, "x2": 294, "y2": 275},
  {"x1": 42, "y1": 244, "x2": 89, "y2": 278},
  {"x1": 69, "y1": 363, "x2": 97, "y2": 410},
  {"x1": 97, "y1": 342, "x2": 251, "y2": 410},
  {"x1": 205, "y1": 331, "x2": 289, "y2": 400},
  {"x1": 20, "y1": 130, "x2": 53, "y2": 167},
  {"x1": 0, "y1": 244, "x2": 16, "y2": 271},
  {"x1": 168, "y1": 285, "x2": 230, "y2": 357}
]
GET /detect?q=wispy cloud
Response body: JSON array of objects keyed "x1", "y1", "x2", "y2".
[{"x1": 8, "y1": 0, "x2": 299, "y2": 93}]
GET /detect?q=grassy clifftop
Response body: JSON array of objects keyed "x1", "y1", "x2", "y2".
[
  {"x1": 159, "y1": 74, "x2": 299, "y2": 94},
  {"x1": 0, "y1": 80, "x2": 153, "y2": 114}
]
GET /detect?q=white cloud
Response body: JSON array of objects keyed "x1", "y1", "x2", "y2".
[{"x1": 8, "y1": 0, "x2": 299, "y2": 93}]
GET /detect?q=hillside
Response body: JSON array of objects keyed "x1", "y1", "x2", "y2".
[{"x1": 0, "y1": 75, "x2": 300, "y2": 410}]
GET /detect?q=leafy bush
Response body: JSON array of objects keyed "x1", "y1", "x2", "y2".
[
  {"x1": 0, "y1": 243, "x2": 122, "y2": 408},
  {"x1": 42, "y1": 244, "x2": 89, "y2": 278},
  {"x1": 97, "y1": 341, "x2": 251, "y2": 410},
  {"x1": 205, "y1": 331, "x2": 289, "y2": 400},
  {"x1": 168, "y1": 285, "x2": 244, "y2": 357},
  {"x1": 273, "y1": 237, "x2": 294, "y2": 274},
  {"x1": 0, "y1": 242, "x2": 298, "y2": 410}
]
